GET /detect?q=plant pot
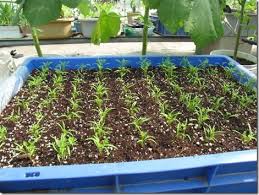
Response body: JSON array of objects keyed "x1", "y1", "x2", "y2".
[
  {"x1": 0, "y1": 55, "x2": 256, "y2": 193},
  {"x1": 210, "y1": 49, "x2": 257, "y2": 74},
  {"x1": 127, "y1": 12, "x2": 141, "y2": 25},
  {"x1": 37, "y1": 19, "x2": 73, "y2": 40},
  {"x1": 79, "y1": 18, "x2": 98, "y2": 38},
  {"x1": 0, "y1": 26, "x2": 23, "y2": 39}
]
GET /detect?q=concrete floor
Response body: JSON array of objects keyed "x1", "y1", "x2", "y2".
[{"x1": 0, "y1": 42, "x2": 196, "y2": 58}]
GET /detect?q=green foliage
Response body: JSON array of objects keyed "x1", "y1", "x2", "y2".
[
  {"x1": 0, "y1": 3, "x2": 15, "y2": 25},
  {"x1": 4, "y1": 110, "x2": 20, "y2": 123},
  {"x1": 0, "y1": 125, "x2": 7, "y2": 146},
  {"x1": 15, "y1": 140, "x2": 37, "y2": 159},
  {"x1": 137, "y1": 131, "x2": 156, "y2": 147},
  {"x1": 144, "y1": 0, "x2": 224, "y2": 50},
  {"x1": 195, "y1": 107, "x2": 212, "y2": 127},
  {"x1": 176, "y1": 120, "x2": 190, "y2": 140},
  {"x1": 131, "y1": 117, "x2": 150, "y2": 131},
  {"x1": 235, "y1": 123, "x2": 257, "y2": 144},
  {"x1": 51, "y1": 131, "x2": 77, "y2": 161},
  {"x1": 180, "y1": 93, "x2": 201, "y2": 112},
  {"x1": 91, "y1": 11, "x2": 121, "y2": 45},
  {"x1": 17, "y1": 98, "x2": 30, "y2": 111},
  {"x1": 88, "y1": 135, "x2": 116, "y2": 155},
  {"x1": 140, "y1": 59, "x2": 151, "y2": 77},
  {"x1": 160, "y1": 58, "x2": 177, "y2": 81},
  {"x1": 28, "y1": 122, "x2": 42, "y2": 140},
  {"x1": 28, "y1": 75, "x2": 43, "y2": 89},
  {"x1": 204, "y1": 125, "x2": 222, "y2": 142},
  {"x1": 161, "y1": 111, "x2": 180, "y2": 126},
  {"x1": 210, "y1": 96, "x2": 224, "y2": 111}
]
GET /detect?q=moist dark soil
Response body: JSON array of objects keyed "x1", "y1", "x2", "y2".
[
  {"x1": 230, "y1": 56, "x2": 255, "y2": 65},
  {"x1": 0, "y1": 66, "x2": 257, "y2": 168}
]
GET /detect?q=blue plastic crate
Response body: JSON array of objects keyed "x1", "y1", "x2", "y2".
[{"x1": 0, "y1": 55, "x2": 257, "y2": 193}]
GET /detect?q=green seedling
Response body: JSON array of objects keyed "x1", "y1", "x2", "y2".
[
  {"x1": 235, "y1": 123, "x2": 257, "y2": 144},
  {"x1": 127, "y1": 101, "x2": 140, "y2": 116},
  {"x1": 48, "y1": 88, "x2": 59, "y2": 100},
  {"x1": 210, "y1": 96, "x2": 224, "y2": 111},
  {"x1": 176, "y1": 120, "x2": 190, "y2": 140},
  {"x1": 159, "y1": 101, "x2": 168, "y2": 114},
  {"x1": 207, "y1": 67, "x2": 219, "y2": 75},
  {"x1": 160, "y1": 58, "x2": 177, "y2": 80},
  {"x1": 51, "y1": 132, "x2": 77, "y2": 161},
  {"x1": 4, "y1": 110, "x2": 20, "y2": 123},
  {"x1": 92, "y1": 80, "x2": 108, "y2": 98},
  {"x1": 28, "y1": 75, "x2": 43, "y2": 89},
  {"x1": 180, "y1": 93, "x2": 201, "y2": 113},
  {"x1": 90, "y1": 121, "x2": 111, "y2": 137},
  {"x1": 28, "y1": 123, "x2": 42, "y2": 140},
  {"x1": 184, "y1": 65, "x2": 199, "y2": 79},
  {"x1": 95, "y1": 95, "x2": 104, "y2": 108},
  {"x1": 69, "y1": 98, "x2": 81, "y2": 111},
  {"x1": 96, "y1": 59, "x2": 106, "y2": 77},
  {"x1": 71, "y1": 84, "x2": 81, "y2": 99},
  {"x1": 244, "y1": 78, "x2": 257, "y2": 93},
  {"x1": 63, "y1": 108, "x2": 83, "y2": 121},
  {"x1": 137, "y1": 131, "x2": 156, "y2": 147},
  {"x1": 98, "y1": 107, "x2": 113, "y2": 125},
  {"x1": 115, "y1": 66, "x2": 130, "y2": 78},
  {"x1": 39, "y1": 98, "x2": 52, "y2": 109},
  {"x1": 231, "y1": 88, "x2": 241, "y2": 102},
  {"x1": 191, "y1": 77, "x2": 206, "y2": 89},
  {"x1": 222, "y1": 82, "x2": 234, "y2": 95},
  {"x1": 131, "y1": 117, "x2": 150, "y2": 131},
  {"x1": 0, "y1": 125, "x2": 7, "y2": 147},
  {"x1": 17, "y1": 99, "x2": 30, "y2": 111},
  {"x1": 39, "y1": 62, "x2": 51, "y2": 78},
  {"x1": 203, "y1": 125, "x2": 222, "y2": 142},
  {"x1": 15, "y1": 140, "x2": 37, "y2": 160},
  {"x1": 238, "y1": 93, "x2": 254, "y2": 108},
  {"x1": 140, "y1": 59, "x2": 151, "y2": 77},
  {"x1": 150, "y1": 85, "x2": 165, "y2": 103},
  {"x1": 195, "y1": 107, "x2": 212, "y2": 127},
  {"x1": 169, "y1": 81, "x2": 182, "y2": 94},
  {"x1": 34, "y1": 111, "x2": 44, "y2": 123},
  {"x1": 219, "y1": 111, "x2": 239, "y2": 120},
  {"x1": 53, "y1": 73, "x2": 65, "y2": 88},
  {"x1": 87, "y1": 135, "x2": 116, "y2": 155},
  {"x1": 161, "y1": 111, "x2": 180, "y2": 125}
]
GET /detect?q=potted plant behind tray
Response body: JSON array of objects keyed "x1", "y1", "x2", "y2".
[
  {"x1": 0, "y1": 2, "x2": 23, "y2": 39},
  {"x1": 210, "y1": 0, "x2": 257, "y2": 73},
  {"x1": 36, "y1": 5, "x2": 74, "y2": 40},
  {"x1": 78, "y1": 1, "x2": 120, "y2": 38}
]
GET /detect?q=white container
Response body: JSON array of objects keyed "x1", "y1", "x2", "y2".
[
  {"x1": 210, "y1": 49, "x2": 257, "y2": 74},
  {"x1": 0, "y1": 26, "x2": 23, "y2": 39},
  {"x1": 79, "y1": 18, "x2": 98, "y2": 38}
]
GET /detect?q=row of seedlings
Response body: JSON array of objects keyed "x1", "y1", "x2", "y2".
[
  {"x1": 88, "y1": 60, "x2": 116, "y2": 155},
  {"x1": 116, "y1": 60, "x2": 156, "y2": 147}
]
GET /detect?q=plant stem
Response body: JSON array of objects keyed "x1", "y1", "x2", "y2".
[
  {"x1": 142, "y1": 6, "x2": 150, "y2": 56},
  {"x1": 233, "y1": 0, "x2": 246, "y2": 60},
  {"x1": 32, "y1": 27, "x2": 43, "y2": 57}
]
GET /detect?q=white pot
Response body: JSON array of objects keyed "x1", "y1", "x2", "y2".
[
  {"x1": 210, "y1": 49, "x2": 257, "y2": 74},
  {"x1": 79, "y1": 18, "x2": 98, "y2": 38},
  {"x1": 0, "y1": 26, "x2": 23, "y2": 39}
]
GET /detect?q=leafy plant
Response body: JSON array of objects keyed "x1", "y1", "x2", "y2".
[
  {"x1": 51, "y1": 131, "x2": 77, "y2": 161},
  {"x1": 137, "y1": 131, "x2": 156, "y2": 147},
  {"x1": 28, "y1": 123, "x2": 42, "y2": 140},
  {"x1": 0, "y1": 125, "x2": 7, "y2": 147},
  {"x1": 0, "y1": 2, "x2": 15, "y2": 25},
  {"x1": 176, "y1": 120, "x2": 190, "y2": 141},
  {"x1": 87, "y1": 135, "x2": 116, "y2": 155},
  {"x1": 160, "y1": 58, "x2": 177, "y2": 80},
  {"x1": 131, "y1": 117, "x2": 150, "y2": 131},
  {"x1": 235, "y1": 123, "x2": 256, "y2": 144},
  {"x1": 238, "y1": 92, "x2": 254, "y2": 108},
  {"x1": 204, "y1": 125, "x2": 222, "y2": 142},
  {"x1": 180, "y1": 93, "x2": 201, "y2": 112},
  {"x1": 15, "y1": 140, "x2": 37, "y2": 160},
  {"x1": 17, "y1": 98, "x2": 30, "y2": 111},
  {"x1": 195, "y1": 107, "x2": 212, "y2": 127},
  {"x1": 141, "y1": 0, "x2": 224, "y2": 54},
  {"x1": 150, "y1": 85, "x2": 165, "y2": 103},
  {"x1": 115, "y1": 65, "x2": 130, "y2": 79},
  {"x1": 161, "y1": 111, "x2": 180, "y2": 125},
  {"x1": 140, "y1": 59, "x2": 151, "y2": 77},
  {"x1": 210, "y1": 96, "x2": 224, "y2": 111},
  {"x1": 4, "y1": 110, "x2": 20, "y2": 123},
  {"x1": 222, "y1": 82, "x2": 234, "y2": 94},
  {"x1": 28, "y1": 75, "x2": 43, "y2": 89}
]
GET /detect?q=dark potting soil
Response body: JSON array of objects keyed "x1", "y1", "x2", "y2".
[
  {"x1": 0, "y1": 66, "x2": 257, "y2": 168},
  {"x1": 230, "y1": 56, "x2": 255, "y2": 65}
]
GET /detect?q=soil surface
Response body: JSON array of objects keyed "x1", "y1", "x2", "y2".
[
  {"x1": 230, "y1": 56, "x2": 255, "y2": 65},
  {"x1": 0, "y1": 65, "x2": 257, "y2": 168}
]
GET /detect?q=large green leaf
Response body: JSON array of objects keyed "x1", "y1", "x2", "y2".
[
  {"x1": 60, "y1": 0, "x2": 82, "y2": 8},
  {"x1": 142, "y1": 0, "x2": 160, "y2": 9},
  {"x1": 91, "y1": 11, "x2": 121, "y2": 45},
  {"x1": 77, "y1": 0, "x2": 92, "y2": 16},
  {"x1": 157, "y1": 0, "x2": 191, "y2": 34},
  {"x1": 185, "y1": 0, "x2": 224, "y2": 50},
  {"x1": 23, "y1": 0, "x2": 62, "y2": 26}
]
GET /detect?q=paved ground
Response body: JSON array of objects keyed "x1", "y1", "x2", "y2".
[{"x1": 0, "y1": 42, "x2": 196, "y2": 58}]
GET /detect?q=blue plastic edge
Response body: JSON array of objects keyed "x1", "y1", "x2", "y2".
[{"x1": 0, "y1": 55, "x2": 257, "y2": 192}]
